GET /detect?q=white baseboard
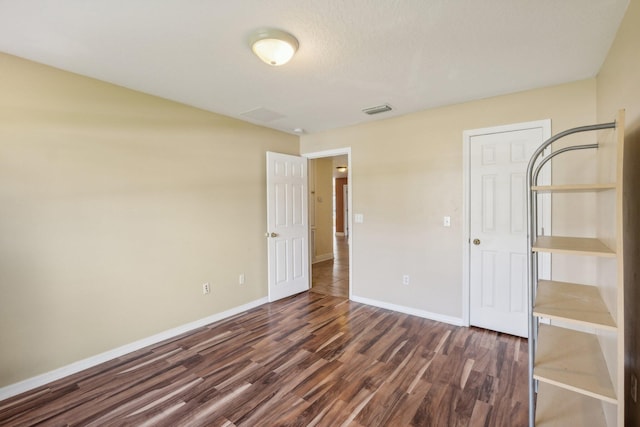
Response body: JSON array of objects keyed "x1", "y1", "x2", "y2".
[
  {"x1": 0, "y1": 297, "x2": 269, "y2": 402},
  {"x1": 312, "y1": 253, "x2": 334, "y2": 264},
  {"x1": 350, "y1": 295, "x2": 464, "y2": 327},
  {"x1": 335, "y1": 232, "x2": 345, "y2": 236}
]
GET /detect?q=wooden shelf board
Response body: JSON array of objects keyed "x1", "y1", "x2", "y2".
[
  {"x1": 531, "y1": 183, "x2": 616, "y2": 193},
  {"x1": 533, "y1": 281, "x2": 617, "y2": 331},
  {"x1": 534, "y1": 324, "x2": 617, "y2": 404},
  {"x1": 535, "y1": 382, "x2": 607, "y2": 427},
  {"x1": 532, "y1": 236, "x2": 615, "y2": 257}
]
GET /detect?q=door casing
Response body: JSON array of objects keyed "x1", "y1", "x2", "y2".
[{"x1": 303, "y1": 148, "x2": 352, "y2": 299}]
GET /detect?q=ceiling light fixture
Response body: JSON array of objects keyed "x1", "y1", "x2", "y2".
[
  {"x1": 336, "y1": 166, "x2": 347, "y2": 173},
  {"x1": 250, "y1": 29, "x2": 299, "y2": 66}
]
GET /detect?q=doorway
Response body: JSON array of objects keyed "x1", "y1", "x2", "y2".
[{"x1": 304, "y1": 148, "x2": 352, "y2": 298}]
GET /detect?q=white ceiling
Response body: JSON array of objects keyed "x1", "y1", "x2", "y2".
[{"x1": 0, "y1": 0, "x2": 629, "y2": 134}]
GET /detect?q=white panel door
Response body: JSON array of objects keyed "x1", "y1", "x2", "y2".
[
  {"x1": 266, "y1": 152, "x2": 309, "y2": 301},
  {"x1": 469, "y1": 127, "x2": 548, "y2": 337}
]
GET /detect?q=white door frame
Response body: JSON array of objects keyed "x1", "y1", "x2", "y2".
[
  {"x1": 343, "y1": 185, "x2": 349, "y2": 237},
  {"x1": 303, "y1": 148, "x2": 352, "y2": 299},
  {"x1": 462, "y1": 120, "x2": 551, "y2": 327}
]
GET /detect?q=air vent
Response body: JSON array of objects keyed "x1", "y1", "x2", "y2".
[
  {"x1": 240, "y1": 107, "x2": 286, "y2": 122},
  {"x1": 362, "y1": 104, "x2": 392, "y2": 115}
]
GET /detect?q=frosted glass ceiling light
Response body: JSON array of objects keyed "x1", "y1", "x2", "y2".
[{"x1": 250, "y1": 29, "x2": 298, "y2": 66}]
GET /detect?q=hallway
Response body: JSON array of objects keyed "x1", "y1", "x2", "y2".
[{"x1": 311, "y1": 235, "x2": 349, "y2": 297}]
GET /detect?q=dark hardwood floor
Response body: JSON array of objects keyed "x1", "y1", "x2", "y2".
[{"x1": 0, "y1": 250, "x2": 528, "y2": 426}]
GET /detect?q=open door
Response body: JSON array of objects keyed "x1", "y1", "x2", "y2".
[{"x1": 266, "y1": 152, "x2": 309, "y2": 301}]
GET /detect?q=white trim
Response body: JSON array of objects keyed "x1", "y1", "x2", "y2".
[
  {"x1": 303, "y1": 148, "x2": 351, "y2": 159},
  {"x1": 351, "y1": 295, "x2": 464, "y2": 327},
  {"x1": 334, "y1": 232, "x2": 345, "y2": 236},
  {"x1": 462, "y1": 119, "x2": 552, "y2": 328},
  {"x1": 0, "y1": 297, "x2": 268, "y2": 401},
  {"x1": 462, "y1": 131, "x2": 471, "y2": 327},
  {"x1": 302, "y1": 147, "x2": 352, "y2": 300},
  {"x1": 312, "y1": 253, "x2": 334, "y2": 264}
]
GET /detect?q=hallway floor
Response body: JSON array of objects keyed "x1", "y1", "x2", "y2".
[{"x1": 311, "y1": 235, "x2": 349, "y2": 297}]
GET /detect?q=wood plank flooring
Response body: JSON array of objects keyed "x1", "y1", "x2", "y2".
[
  {"x1": 0, "y1": 291, "x2": 528, "y2": 426},
  {"x1": 311, "y1": 235, "x2": 349, "y2": 298}
]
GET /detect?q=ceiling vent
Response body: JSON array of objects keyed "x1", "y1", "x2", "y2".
[
  {"x1": 240, "y1": 107, "x2": 286, "y2": 122},
  {"x1": 362, "y1": 104, "x2": 392, "y2": 115}
]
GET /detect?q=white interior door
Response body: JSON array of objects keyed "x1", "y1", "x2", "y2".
[
  {"x1": 266, "y1": 152, "x2": 309, "y2": 302},
  {"x1": 468, "y1": 125, "x2": 550, "y2": 337}
]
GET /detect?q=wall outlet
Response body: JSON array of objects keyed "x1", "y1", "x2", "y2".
[
  {"x1": 239, "y1": 273, "x2": 245, "y2": 285},
  {"x1": 632, "y1": 373, "x2": 638, "y2": 403},
  {"x1": 402, "y1": 275, "x2": 410, "y2": 286},
  {"x1": 202, "y1": 283, "x2": 210, "y2": 295}
]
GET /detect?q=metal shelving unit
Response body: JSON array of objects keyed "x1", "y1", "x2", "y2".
[{"x1": 526, "y1": 111, "x2": 625, "y2": 426}]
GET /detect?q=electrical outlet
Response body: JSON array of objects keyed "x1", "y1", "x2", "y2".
[
  {"x1": 632, "y1": 373, "x2": 638, "y2": 403},
  {"x1": 239, "y1": 273, "x2": 245, "y2": 285},
  {"x1": 202, "y1": 283, "x2": 210, "y2": 295},
  {"x1": 402, "y1": 275, "x2": 410, "y2": 286}
]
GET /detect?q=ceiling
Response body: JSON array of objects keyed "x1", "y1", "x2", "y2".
[{"x1": 0, "y1": 0, "x2": 629, "y2": 135}]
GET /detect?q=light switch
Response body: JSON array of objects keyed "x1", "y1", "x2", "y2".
[
  {"x1": 354, "y1": 213, "x2": 364, "y2": 224},
  {"x1": 443, "y1": 216, "x2": 451, "y2": 227}
]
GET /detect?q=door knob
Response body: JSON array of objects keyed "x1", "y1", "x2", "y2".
[
  {"x1": 473, "y1": 238, "x2": 481, "y2": 245},
  {"x1": 271, "y1": 232, "x2": 278, "y2": 238}
]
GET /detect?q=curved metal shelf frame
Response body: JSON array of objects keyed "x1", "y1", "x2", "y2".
[{"x1": 525, "y1": 121, "x2": 616, "y2": 427}]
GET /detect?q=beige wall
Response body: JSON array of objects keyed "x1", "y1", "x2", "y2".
[
  {"x1": 596, "y1": 1, "x2": 640, "y2": 424},
  {"x1": 301, "y1": 79, "x2": 597, "y2": 319},
  {"x1": 312, "y1": 158, "x2": 334, "y2": 259},
  {"x1": 0, "y1": 53, "x2": 298, "y2": 386}
]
